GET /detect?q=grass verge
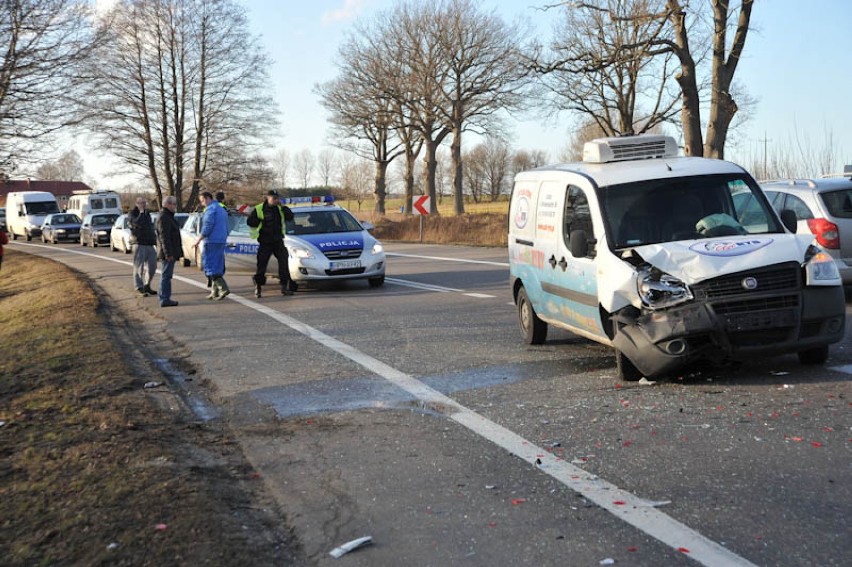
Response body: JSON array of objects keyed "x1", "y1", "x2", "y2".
[{"x1": 0, "y1": 250, "x2": 300, "y2": 566}]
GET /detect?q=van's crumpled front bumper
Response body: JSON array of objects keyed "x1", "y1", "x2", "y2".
[{"x1": 612, "y1": 286, "x2": 846, "y2": 377}]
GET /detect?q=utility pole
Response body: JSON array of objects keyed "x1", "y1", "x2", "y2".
[{"x1": 758, "y1": 131, "x2": 772, "y2": 180}]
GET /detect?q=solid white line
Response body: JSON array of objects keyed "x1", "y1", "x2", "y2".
[
  {"x1": 464, "y1": 292, "x2": 496, "y2": 299},
  {"x1": 387, "y1": 251, "x2": 509, "y2": 267},
  {"x1": 828, "y1": 364, "x2": 852, "y2": 374},
  {"x1": 14, "y1": 242, "x2": 755, "y2": 566},
  {"x1": 386, "y1": 277, "x2": 496, "y2": 298}
]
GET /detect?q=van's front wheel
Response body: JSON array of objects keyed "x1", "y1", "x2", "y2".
[{"x1": 517, "y1": 287, "x2": 547, "y2": 345}]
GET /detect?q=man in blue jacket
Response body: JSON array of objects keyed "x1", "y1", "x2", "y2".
[{"x1": 193, "y1": 191, "x2": 230, "y2": 300}]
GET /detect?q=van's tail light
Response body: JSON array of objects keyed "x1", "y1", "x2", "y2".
[{"x1": 807, "y1": 218, "x2": 840, "y2": 249}]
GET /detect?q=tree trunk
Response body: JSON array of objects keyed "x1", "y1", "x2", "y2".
[
  {"x1": 404, "y1": 151, "x2": 415, "y2": 215},
  {"x1": 667, "y1": 1, "x2": 703, "y2": 157},
  {"x1": 373, "y1": 159, "x2": 387, "y2": 214},
  {"x1": 451, "y1": 123, "x2": 465, "y2": 215},
  {"x1": 422, "y1": 139, "x2": 439, "y2": 215}
]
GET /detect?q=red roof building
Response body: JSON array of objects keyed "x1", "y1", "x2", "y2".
[{"x1": 0, "y1": 180, "x2": 94, "y2": 209}]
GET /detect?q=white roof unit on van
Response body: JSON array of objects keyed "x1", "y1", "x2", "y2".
[{"x1": 582, "y1": 135, "x2": 679, "y2": 164}]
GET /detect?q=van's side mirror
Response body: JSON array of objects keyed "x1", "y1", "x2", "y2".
[
  {"x1": 780, "y1": 209, "x2": 797, "y2": 233},
  {"x1": 18, "y1": 211, "x2": 24, "y2": 217},
  {"x1": 569, "y1": 229, "x2": 590, "y2": 258}
]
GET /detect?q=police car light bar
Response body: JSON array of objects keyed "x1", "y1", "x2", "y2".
[{"x1": 280, "y1": 196, "x2": 335, "y2": 205}]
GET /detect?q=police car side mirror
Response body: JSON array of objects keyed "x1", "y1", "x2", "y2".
[
  {"x1": 780, "y1": 209, "x2": 797, "y2": 233},
  {"x1": 569, "y1": 229, "x2": 591, "y2": 258}
]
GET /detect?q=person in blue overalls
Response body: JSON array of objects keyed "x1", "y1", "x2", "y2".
[{"x1": 193, "y1": 191, "x2": 230, "y2": 300}]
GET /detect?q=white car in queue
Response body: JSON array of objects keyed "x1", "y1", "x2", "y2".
[
  {"x1": 179, "y1": 209, "x2": 259, "y2": 272},
  {"x1": 284, "y1": 196, "x2": 386, "y2": 288}
]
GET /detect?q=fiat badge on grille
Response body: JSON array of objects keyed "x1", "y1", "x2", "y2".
[{"x1": 741, "y1": 276, "x2": 758, "y2": 290}]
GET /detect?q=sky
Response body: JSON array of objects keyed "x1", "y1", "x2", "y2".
[{"x1": 82, "y1": 0, "x2": 852, "y2": 187}]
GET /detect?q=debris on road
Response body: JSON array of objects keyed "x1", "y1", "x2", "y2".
[
  {"x1": 329, "y1": 536, "x2": 373, "y2": 559},
  {"x1": 143, "y1": 381, "x2": 164, "y2": 389},
  {"x1": 599, "y1": 558, "x2": 616, "y2": 565},
  {"x1": 638, "y1": 377, "x2": 656, "y2": 386}
]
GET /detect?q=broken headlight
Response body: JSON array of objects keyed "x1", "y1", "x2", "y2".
[{"x1": 637, "y1": 265, "x2": 693, "y2": 309}]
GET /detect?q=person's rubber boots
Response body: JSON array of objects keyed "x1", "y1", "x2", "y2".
[
  {"x1": 215, "y1": 277, "x2": 230, "y2": 300},
  {"x1": 281, "y1": 285, "x2": 293, "y2": 296},
  {"x1": 206, "y1": 279, "x2": 220, "y2": 300}
]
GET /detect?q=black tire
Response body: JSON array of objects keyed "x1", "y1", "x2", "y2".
[
  {"x1": 517, "y1": 286, "x2": 547, "y2": 345},
  {"x1": 798, "y1": 345, "x2": 829, "y2": 365},
  {"x1": 615, "y1": 349, "x2": 643, "y2": 382},
  {"x1": 368, "y1": 275, "x2": 385, "y2": 288},
  {"x1": 182, "y1": 258, "x2": 191, "y2": 267}
]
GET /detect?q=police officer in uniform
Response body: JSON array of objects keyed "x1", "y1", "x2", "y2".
[{"x1": 246, "y1": 190, "x2": 294, "y2": 298}]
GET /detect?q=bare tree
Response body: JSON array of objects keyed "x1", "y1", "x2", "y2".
[
  {"x1": 83, "y1": 0, "x2": 276, "y2": 211},
  {"x1": 316, "y1": 16, "x2": 405, "y2": 213},
  {"x1": 511, "y1": 148, "x2": 549, "y2": 175},
  {"x1": 538, "y1": 0, "x2": 680, "y2": 137},
  {"x1": 432, "y1": 0, "x2": 530, "y2": 214},
  {"x1": 272, "y1": 147, "x2": 290, "y2": 188},
  {"x1": 293, "y1": 148, "x2": 315, "y2": 189},
  {"x1": 339, "y1": 154, "x2": 373, "y2": 211},
  {"x1": 463, "y1": 145, "x2": 487, "y2": 203},
  {"x1": 0, "y1": 0, "x2": 101, "y2": 170},
  {"x1": 316, "y1": 148, "x2": 338, "y2": 187},
  {"x1": 36, "y1": 149, "x2": 86, "y2": 181}
]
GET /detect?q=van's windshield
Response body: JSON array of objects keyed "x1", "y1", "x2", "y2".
[
  {"x1": 24, "y1": 201, "x2": 60, "y2": 215},
  {"x1": 600, "y1": 174, "x2": 784, "y2": 249}
]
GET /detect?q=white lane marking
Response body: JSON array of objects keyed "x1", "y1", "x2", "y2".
[
  {"x1": 387, "y1": 251, "x2": 509, "y2": 267},
  {"x1": 386, "y1": 276, "x2": 496, "y2": 298},
  {"x1": 829, "y1": 364, "x2": 852, "y2": 374},
  {"x1": 15, "y1": 242, "x2": 754, "y2": 566}
]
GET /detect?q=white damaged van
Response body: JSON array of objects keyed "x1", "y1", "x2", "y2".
[{"x1": 509, "y1": 135, "x2": 846, "y2": 380}]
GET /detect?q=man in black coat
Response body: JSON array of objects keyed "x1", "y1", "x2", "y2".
[
  {"x1": 155, "y1": 195, "x2": 182, "y2": 307},
  {"x1": 246, "y1": 190, "x2": 294, "y2": 298}
]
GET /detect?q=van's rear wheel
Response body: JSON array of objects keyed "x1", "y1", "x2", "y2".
[
  {"x1": 517, "y1": 286, "x2": 547, "y2": 345},
  {"x1": 615, "y1": 349, "x2": 643, "y2": 382},
  {"x1": 798, "y1": 345, "x2": 829, "y2": 365}
]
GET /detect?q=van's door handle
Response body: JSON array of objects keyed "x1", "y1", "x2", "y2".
[
  {"x1": 515, "y1": 238, "x2": 534, "y2": 247},
  {"x1": 558, "y1": 257, "x2": 568, "y2": 271},
  {"x1": 548, "y1": 255, "x2": 557, "y2": 269}
]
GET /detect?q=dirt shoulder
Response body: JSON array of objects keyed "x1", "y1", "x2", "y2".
[{"x1": 0, "y1": 250, "x2": 304, "y2": 566}]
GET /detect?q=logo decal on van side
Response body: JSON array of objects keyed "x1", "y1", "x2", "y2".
[
  {"x1": 689, "y1": 238, "x2": 773, "y2": 257},
  {"x1": 514, "y1": 197, "x2": 529, "y2": 229}
]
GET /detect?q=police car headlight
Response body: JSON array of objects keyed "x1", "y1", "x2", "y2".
[
  {"x1": 291, "y1": 246, "x2": 313, "y2": 259},
  {"x1": 805, "y1": 250, "x2": 841, "y2": 284},
  {"x1": 637, "y1": 266, "x2": 693, "y2": 310},
  {"x1": 371, "y1": 242, "x2": 384, "y2": 255}
]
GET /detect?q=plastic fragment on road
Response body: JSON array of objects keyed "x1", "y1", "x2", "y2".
[
  {"x1": 143, "y1": 381, "x2": 163, "y2": 389},
  {"x1": 106, "y1": 542, "x2": 119, "y2": 551},
  {"x1": 770, "y1": 371, "x2": 790, "y2": 376},
  {"x1": 600, "y1": 558, "x2": 616, "y2": 565},
  {"x1": 329, "y1": 536, "x2": 372, "y2": 559},
  {"x1": 154, "y1": 523, "x2": 167, "y2": 531},
  {"x1": 511, "y1": 498, "x2": 526, "y2": 505},
  {"x1": 638, "y1": 377, "x2": 656, "y2": 385},
  {"x1": 636, "y1": 498, "x2": 671, "y2": 508}
]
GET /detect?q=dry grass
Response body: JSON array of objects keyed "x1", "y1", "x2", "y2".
[
  {"x1": 0, "y1": 251, "x2": 297, "y2": 566},
  {"x1": 369, "y1": 213, "x2": 509, "y2": 246}
]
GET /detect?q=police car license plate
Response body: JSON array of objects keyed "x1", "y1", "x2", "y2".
[{"x1": 329, "y1": 259, "x2": 361, "y2": 271}]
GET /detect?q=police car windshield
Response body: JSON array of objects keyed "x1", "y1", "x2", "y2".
[
  {"x1": 600, "y1": 173, "x2": 784, "y2": 249},
  {"x1": 288, "y1": 210, "x2": 362, "y2": 235},
  {"x1": 229, "y1": 214, "x2": 251, "y2": 236}
]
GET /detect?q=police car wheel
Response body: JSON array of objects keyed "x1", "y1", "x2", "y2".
[
  {"x1": 797, "y1": 346, "x2": 829, "y2": 365},
  {"x1": 517, "y1": 287, "x2": 547, "y2": 345},
  {"x1": 368, "y1": 275, "x2": 385, "y2": 288},
  {"x1": 615, "y1": 349, "x2": 643, "y2": 382}
]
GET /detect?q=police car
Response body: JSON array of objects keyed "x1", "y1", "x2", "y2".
[
  {"x1": 283, "y1": 196, "x2": 386, "y2": 288},
  {"x1": 179, "y1": 197, "x2": 386, "y2": 289}
]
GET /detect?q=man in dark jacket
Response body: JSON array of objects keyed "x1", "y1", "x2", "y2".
[
  {"x1": 246, "y1": 190, "x2": 293, "y2": 298},
  {"x1": 129, "y1": 197, "x2": 158, "y2": 296},
  {"x1": 155, "y1": 195, "x2": 182, "y2": 307}
]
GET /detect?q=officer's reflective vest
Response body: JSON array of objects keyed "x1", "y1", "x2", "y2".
[{"x1": 249, "y1": 204, "x2": 287, "y2": 240}]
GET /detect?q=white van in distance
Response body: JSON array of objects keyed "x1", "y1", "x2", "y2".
[
  {"x1": 508, "y1": 135, "x2": 846, "y2": 380},
  {"x1": 66, "y1": 189, "x2": 122, "y2": 220},
  {"x1": 5, "y1": 191, "x2": 61, "y2": 241}
]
